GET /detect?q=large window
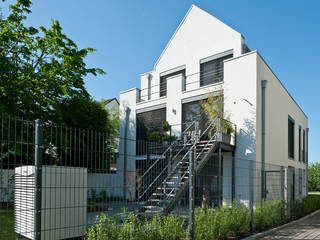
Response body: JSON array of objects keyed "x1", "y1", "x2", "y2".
[
  {"x1": 288, "y1": 116, "x2": 295, "y2": 159},
  {"x1": 136, "y1": 108, "x2": 166, "y2": 141},
  {"x1": 200, "y1": 54, "x2": 232, "y2": 87},
  {"x1": 182, "y1": 100, "x2": 208, "y2": 133},
  {"x1": 159, "y1": 69, "x2": 185, "y2": 97}
]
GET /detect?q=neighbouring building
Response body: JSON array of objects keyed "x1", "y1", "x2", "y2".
[{"x1": 118, "y1": 5, "x2": 308, "y2": 213}]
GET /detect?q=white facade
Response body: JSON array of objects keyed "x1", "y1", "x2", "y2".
[{"x1": 119, "y1": 5, "x2": 308, "y2": 202}]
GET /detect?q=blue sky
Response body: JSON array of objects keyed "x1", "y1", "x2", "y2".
[{"x1": 2, "y1": 0, "x2": 319, "y2": 163}]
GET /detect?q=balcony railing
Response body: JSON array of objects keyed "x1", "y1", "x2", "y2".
[{"x1": 137, "y1": 67, "x2": 224, "y2": 103}]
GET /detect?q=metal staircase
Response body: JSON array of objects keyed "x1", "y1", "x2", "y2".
[{"x1": 138, "y1": 117, "x2": 230, "y2": 216}]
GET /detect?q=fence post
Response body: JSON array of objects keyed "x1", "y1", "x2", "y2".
[
  {"x1": 123, "y1": 107, "x2": 130, "y2": 199},
  {"x1": 189, "y1": 146, "x2": 195, "y2": 240},
  {"x1": 34, "y1": 120, "x2": 43, "y2": 240},
  {"x1": 249, "y1": 160, "x2": 254, "y2": 234},
  {"x1": 216, "y1": 117, "x2": 222, "y2": 142},
  {"x1": 280, "y1": 166, "x2": 285, "y2": 220}
]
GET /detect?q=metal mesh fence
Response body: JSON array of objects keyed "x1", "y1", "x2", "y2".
[{"x1": 0, "y1": 115, "x2": 308, "y2": 240}]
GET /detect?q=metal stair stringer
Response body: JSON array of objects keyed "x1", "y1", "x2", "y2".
[{"x1": 163, "y1": 140, "x2": 219, "y2": 214}]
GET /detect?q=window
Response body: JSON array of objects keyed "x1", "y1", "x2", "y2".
[
  {"x1": 299, "y1": 126, "x2": 301, "y2": 162},
  {"x1": 159, "y1": 69, "x2": 185, "y2": 97},
  {"x1": 303, "y1": 129, "x2": 306, "y2": 163},
  {"x1": 200, "y1": 54, "x2": 232, "y2": 87},
  {"x1": 136, "y1": 108, "x2": 166, "y2": 141},
  {"x1": 159, "y1": 76, "x2": 167, "y2": 97},
  {"x1": 288, "y1": 116, "x2": 295, "y2": 159}
]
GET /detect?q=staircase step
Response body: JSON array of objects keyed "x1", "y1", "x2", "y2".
[
  {"x1": 143, "y1": 205, "x2": 164, "y2": 210},
  {"x1": 148, "y1": 199, "x2": 170, "y2": 203},
  {"x1": 171, "y1": 176, "x2": 188, "y2": 179},
  {"x1": 157, "y1": 186, "x2": 179, "y2": 191},
  {"x1": 152, "y1": 192, "x2": 176, "y2": 197}
]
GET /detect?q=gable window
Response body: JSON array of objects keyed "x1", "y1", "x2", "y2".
[
  {"x1": 159, "y1": 69, "x2": 185, "y2": 97},
  {"x1": 200, "y1": 54, "x2": 232, "y2": 87},
  {"x1": 288, "y1": 116, "x2": 295, "y2": 159}
]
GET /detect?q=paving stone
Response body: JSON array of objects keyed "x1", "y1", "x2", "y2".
[{"x1": 260, "y1": 211, "x2": 320, "y2": 239}]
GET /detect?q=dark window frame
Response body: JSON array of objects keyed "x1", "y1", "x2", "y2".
[
  {"x1": 288, "y1": 115, "x2": 295, "y2": 159},
  {"x1": 159, "y1": 69, "x2": 185, "y2": 97},
  {"x1": 200, "y1": 54, "x2": 233, "y2": 87}
]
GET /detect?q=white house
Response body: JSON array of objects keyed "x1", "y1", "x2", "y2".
[{"x1": 118, "y1": 5, "x2": 308, "y2": 213}]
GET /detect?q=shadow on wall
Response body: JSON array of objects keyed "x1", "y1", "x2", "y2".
[
  {"x1": 118, "y1": 103, "x2": 138, "y2": 201},
  {"x1": 236, "y1": 109, "x2": 256, "y2": 161}
]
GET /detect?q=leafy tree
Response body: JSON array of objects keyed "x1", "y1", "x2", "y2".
[
  {"x1": 0, "y1": 0, "x2": 117, "y2": 171},
  {"x1": 0, "y1": 0, "x2": 107, "y2": 132},
  {"x1": 100, "y1": 98, "x2": 120, "y2": 138},
  {"x1": 308, "y1": 163, "x2": 320, "y2": 192}
]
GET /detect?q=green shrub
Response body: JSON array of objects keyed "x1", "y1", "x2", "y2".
[
  {"x1": 228, "y1": 201, "x2": 250, "y2": 236},
  {"x1": 87, "y1": 214, "x2": 119, "y2": 240},
  {"x1": 253, "y1": 199, "x2": 284, "y2": 231},
  {"x1": 87, "y1": 196, "x2": 320, "y2": 240},
  {"x1": 162, "y1": 121, "x2": 171, "y2": 132},
  {"x1": 149, "y1": 131, "x2": 160, "y2": 142},
  {"x1": 87, "y1": 211, "x2": 186, "y2": 240}
]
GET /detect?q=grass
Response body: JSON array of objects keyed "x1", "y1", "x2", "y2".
[{"x1": 0, "y1": 207, "x2": 15, "y2": 240}]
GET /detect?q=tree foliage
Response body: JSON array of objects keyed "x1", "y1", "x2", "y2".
[
  {"x1": 308, "y1": 163, "x2": 320, "y2": 192},
  {"x1": 0, "y1": 0, "x2": 110, "y2": 133},
  {"x1": 201, "y1": 90, "x2": 234, "y2": 135}
]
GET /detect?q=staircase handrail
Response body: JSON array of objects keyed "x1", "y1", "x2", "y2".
[
  {"x1": 138, "y1": 130, "x2": 196, "y2": 200},
  {"x1": 140, "y1": 120, "x2": 196, "y2": 180}
]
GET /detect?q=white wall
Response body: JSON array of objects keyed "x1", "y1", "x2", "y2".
[
  {"x1": 224, "y1": 52, "x2": 258, "y2": 161},
  {"x1": 140, "y1": 4, "x2": 243, "y2": 101},
  {"x1": 119, "y1": 88, "x2": 139, "y2": 199}
]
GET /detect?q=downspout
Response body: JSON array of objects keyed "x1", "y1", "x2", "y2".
[
  {"x1": 261, "y1": 80, "x2": 267, "y2": 200},
  {"x1": 306, "y1": 128, "x2": 309, "y2": 194},
  {"x1": 123, "y1": 107, "x2": 131, "y2": 199}
]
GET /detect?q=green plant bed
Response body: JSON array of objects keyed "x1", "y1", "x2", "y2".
[
  {"x1": 86, "y1": 196, "x2": 320, "y2": 240},
  {"x1": 0, "y1": 207, "x2": 16, "y2": 240}
]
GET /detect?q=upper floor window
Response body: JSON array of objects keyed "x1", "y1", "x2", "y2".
[
  {"x1": 200, "y1": 54, "x2": 232, "y2": 87},
  {"x1": 159, "y1": 69, "x2": 185, "y2": 97},
  {"x1": 288, "y1": 116, "x2": 295, "y2": 159}
]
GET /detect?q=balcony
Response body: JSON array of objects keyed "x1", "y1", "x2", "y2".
[{"x1": 137, "y1": 66, "x2": 225, "y2": 103}]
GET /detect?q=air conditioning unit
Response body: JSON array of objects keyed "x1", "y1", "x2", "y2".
[{"x1": 15, "y1": 166, "x2": 87, "y2": 240}]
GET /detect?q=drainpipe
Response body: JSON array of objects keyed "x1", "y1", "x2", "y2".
[
  {"x1": 261, "y1": 80, "x2": 267, "y2": 200},
  {"x1": 123, "y1": 107, "x2": 131, "y2": 199},
  {"x1": 306, "y1": 128, "x2": 309, "y2": 194}
]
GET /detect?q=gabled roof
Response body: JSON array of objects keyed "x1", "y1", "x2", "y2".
[
  {"x1": 104, "y1": 98, "x2": 119, "y2": 105},
  {"x1": 153, "y1": 4, "x2": 242, "y2": 69}
]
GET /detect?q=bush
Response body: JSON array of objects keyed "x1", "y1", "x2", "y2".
[
  {"x1": 253, "y1": 199, "x2": 284, "y2": 231},
  {"x1": 194, "y1": 201, "x2": 249, "y2": 239},
  {"x1": 87, "y1": 196, "x2": 320, "y2": 240},
  {"x1": 86, "y1": 212, "x2": 187, "y2": 240}
]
